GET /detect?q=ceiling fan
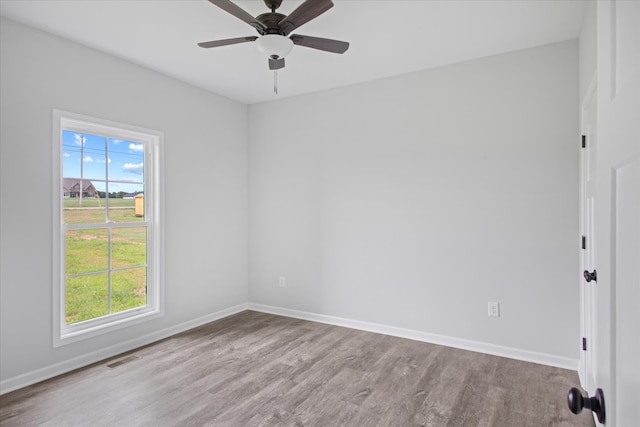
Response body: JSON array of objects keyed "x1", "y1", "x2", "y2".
[{"x1": 198, "y1": 0, "x2": 349, "y2": 71}]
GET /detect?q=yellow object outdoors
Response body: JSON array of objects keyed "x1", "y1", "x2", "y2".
[{"x1": 134, "y1": 195, "x2": 144, "y2": 217}]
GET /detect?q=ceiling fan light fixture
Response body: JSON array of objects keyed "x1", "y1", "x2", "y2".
[{"x1": 255, "y1": 34, "x2": 294, "y2": 59}]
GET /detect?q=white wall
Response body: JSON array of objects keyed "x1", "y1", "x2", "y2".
[
  {"x1": 1, "y1": 15, "x2": 581, "y2": 391},
  {"x1": 249, "y1": 40, "x2": 580, "y2": 360},
  {"x1": 0, "y1": 18, "x2": 249, "y2": 387},
  {"x1": 579, "y1": 0, "x2": 597, "y2": 100}
]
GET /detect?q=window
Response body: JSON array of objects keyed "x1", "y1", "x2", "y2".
[{"x1": 53, "y1": 110, "x2": 163, "y2": 346}]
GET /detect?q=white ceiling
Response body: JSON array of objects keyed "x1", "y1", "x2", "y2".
[{"x1": 1, "y1": 0, "x2": 586, "y2": 104}]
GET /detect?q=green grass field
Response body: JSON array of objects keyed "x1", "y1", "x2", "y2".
[
  {"x1": 65, "y1": 205, "x2": 147, "y2": 324},
  {"x1": 64, "y1": 198, "x2": 143, "y2": 224},
  {"x1": 64, "y1": 198, "x2": 135, "y2": 208}
]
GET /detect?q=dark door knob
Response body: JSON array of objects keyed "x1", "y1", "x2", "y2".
[
  {"x1": 583, "y1": 269, "x2": 597, "y2": 283},
  {"x1": 567, "y1": 387, "x2": 605, "y2": 423}
]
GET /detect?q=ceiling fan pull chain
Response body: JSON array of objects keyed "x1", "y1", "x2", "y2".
[{"x1": 274, "y1": 70, "x2": 278, "y2": 94}]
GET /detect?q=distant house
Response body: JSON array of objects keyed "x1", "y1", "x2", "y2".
[
  {"x1": 123, "y1": 191, "x2": 144, "y2": 200},
  {"x1": 63, "y1": 178, "x2": 96, "y2": 198}
]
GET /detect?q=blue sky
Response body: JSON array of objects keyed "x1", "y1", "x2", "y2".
[{"x1": 62, "y1": 130, "x2": 144, "y2": 193}]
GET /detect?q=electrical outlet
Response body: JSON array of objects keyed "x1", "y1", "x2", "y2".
[
  {"x1": 488, "y1": 302, "x2": 500, "y2": 317},
  {"x1": 279, "y1": 276, "x2": 286, "y2": 287}
]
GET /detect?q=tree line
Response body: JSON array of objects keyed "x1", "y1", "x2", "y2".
[{"x1": 96, "y1": 191, "x2": 129, "y2": 199}]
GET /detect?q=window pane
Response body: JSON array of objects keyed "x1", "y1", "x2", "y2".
[
  {"x1": 62, "y1": 132, "x2": 106, "y2": 200},
  {"x1": 108, "y1": 138, "x2": 144, "y2": 184},
  {"x1": 61, "y1": 131, "x2": 107, "y2": 224},
  {"x1": 81, "y1": 134, "x2": 107, "y2": 181},
  {"x1": 111, "y1": 268, "x2": 147, "y2": 314},
  {"x1": 63, "y1": 198, "x2": 107, "y2": 225},
  {"x1": 66, "y1": 274, "x2": 108, "y2": 324},
  {"x1": 111, "y1": 227, "x2": 147, "y2": 269},
  {"x1": 62, "y1": 131, "x2": 82, "y2": 179},
  {"x1": 107, "y1": 184, "x2": 144, "y2": 223},
  {"x1": 65, "y1": 229, "x2": 108, "y2": 275}
]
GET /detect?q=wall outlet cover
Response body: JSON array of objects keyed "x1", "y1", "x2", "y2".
[{"x1": 488, "y1": 302, "x2": 500, "y2": 317}]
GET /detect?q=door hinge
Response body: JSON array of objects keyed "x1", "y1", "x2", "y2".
[
  {"x1": 582, "y1": 337, "x2": 587, "y2": 351},
  {"x1": 582, "y1": 135, "x2": 586, "y2": 148},
  {"x1": 582, "y1": 235, "x2": 586, "y2": 250}
]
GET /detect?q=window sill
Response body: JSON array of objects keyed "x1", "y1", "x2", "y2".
[{"x1": 54, "y1": 307, "x2": 163, "y2": 348}]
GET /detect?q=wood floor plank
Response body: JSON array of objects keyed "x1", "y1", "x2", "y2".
[{"x1": 0, "y1": 311, "x2": 595, "y2": 426}]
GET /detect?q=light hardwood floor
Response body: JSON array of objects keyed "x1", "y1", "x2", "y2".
[{"x1": 0, "y1": 311, "x2": 595, "y2": 426}]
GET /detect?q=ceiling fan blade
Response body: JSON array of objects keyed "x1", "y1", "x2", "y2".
[
  {"x1": 269, "y1": 57, "x2": 285, "y2": 70},
  {"x1": 290, "y1": 34, "x2": 349, "y2": 54},
  {"x1": 198, "y1": 36, "x2": 258, "y2": 48},
  {"x1": 208, "y1": 0, "x2": 266, "y2": 32},
  {"x1": 278, "y1": 0, "x2": 334, "y2": 36}
]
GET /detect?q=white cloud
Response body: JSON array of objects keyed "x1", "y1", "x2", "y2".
[
  {"x1": 128, "y1": 143, "x2": 144, "y2": 152},
  {"x1": 111, "y1": 139, "x2": 124, "y2": 145},
  {"x1": 123, "y1": 162, "x2": 144, "y2": 174},
  {"x1": 113, "y1": 177, "x2": 141, "y2": 183},
  {"x1": 74, "y1": 134, "x2": 85, "y2": 146},
  {"x1": 97, "y1": 158, "x2": 111, "y2": 163},
  {"x1": 83, "y1": 156, "x2": 93, "y2": 162},
  {"x1": 63, "y1": 152, "x2": 71, "y2": 158}
]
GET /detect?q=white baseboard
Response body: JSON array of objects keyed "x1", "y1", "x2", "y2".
[
  {"x1": 0, "y1": 303, "x2": 248, "y2": 395},
  {"x1": 2, "y1": 301, "x2": 579, "y2": 395},
  {"x1": 248, "y1": 303, "x2": 579, "y2": 371}
]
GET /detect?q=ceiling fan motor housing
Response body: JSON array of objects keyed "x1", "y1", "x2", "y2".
[
  {"x1": 256, "y1": 13, "x2": 287, "y2": 35},
  {"x1": 254, "y1": 11, "x2": 292, "y2": 59}
]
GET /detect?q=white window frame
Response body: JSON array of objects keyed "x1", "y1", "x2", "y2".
[{"x1": 52, "y1": 110, "x2": 164, "y2": 347}]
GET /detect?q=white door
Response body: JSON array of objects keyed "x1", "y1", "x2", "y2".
[
  {"x1": 580, "y1": 81, "x2": 598, "y2": 395},
  {"x1": 593, "y1": 1, "x2": 640, "y2": 425}
]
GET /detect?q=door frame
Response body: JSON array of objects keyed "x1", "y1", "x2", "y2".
[{"x1": 578, "y1": 75, "x2": 597, "y2": 394}]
